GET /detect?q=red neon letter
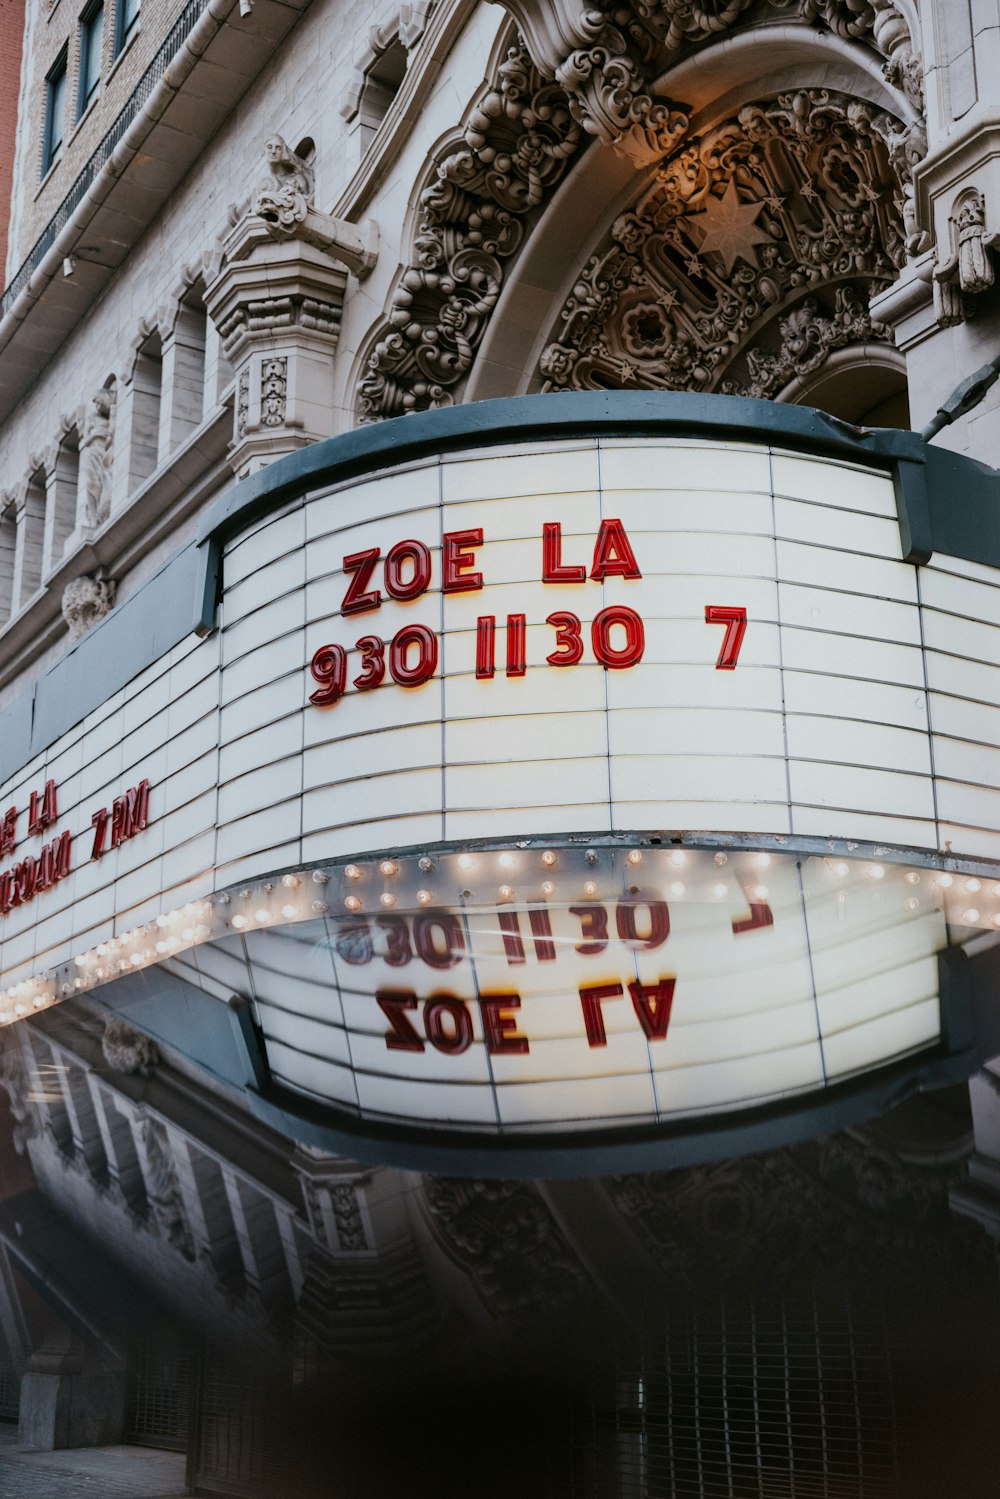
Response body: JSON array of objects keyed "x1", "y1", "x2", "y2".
[
  {"x1": 377, "y1": 992, "x2": 425, "y2": 1052},
  {"x1": 628, "y1": 978, "x2": 676, "y2": 1041},
  {"x1": 341, "y1": 548, "x2": 382, "y2": 615},
  {"x1": 705, "y1": 605, "x2": 747, "y2": 669},
  {"x1": 505, "y1": 614, "x2": 526, "y2": 677},
  {"x1": 0, "y1": 807, "x2": 16, "y2": 857},
  {"x1": 570, "y1": 904, "x2": 609, "y2": 955},
  {"x1": 424, "y1": 996, "x2": 473, "y2": 1054},
  {"x1": 476, "y1": 616, "x2": 496, "y2": 679},
  {"x1": 497, "y1": 910, "x2": 525, "y2": 965},
  {"x1": 91, "y1": 809, "x2": 109, "y2": 861},
  {"x1": 542, "y1": 523, "x2": 586, "y2": 583},
  {"x1": 480, "y1": 993, "x2": 529, "y2": 1055},
  {"x1": 442, "y1": 529, "x2": 483, "y2": 593},
  {"x1": 528, "y1": 907, "x2": 556, "y2": 962},
  {"x1": 579, "y1": 982, "x2": 624, "y2": 1048},
  {"x1": 590, "y1": 519, "x2": 641, "y2": 581},
  {"x1": 384, "y1": 539, "x2": 432, "y2": 601}
]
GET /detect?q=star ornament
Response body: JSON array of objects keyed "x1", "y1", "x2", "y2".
[{"x1": 696, "y1": 180, "x2": 773, "y2": 274}]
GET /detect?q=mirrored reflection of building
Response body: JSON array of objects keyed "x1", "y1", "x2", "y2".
[
  {"x1": 3, "y1": 1, "x2": 1000, "y2": 1495},
  {"x1": 2, "y1": 986, "x2": 1000, "y2": 1496}
]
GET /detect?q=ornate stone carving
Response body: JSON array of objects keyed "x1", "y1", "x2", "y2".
[
  {"x1": 260, "y1": 356, "x2": 288, "y2": 426},
  {"x1": 357, "y1": 44, "x2": 582, "y2": 421},
  {"x1": 330, "y1": 1184, "x2": 368, "y2": 1251},
  {"x1": 538, "y1": 90, "x2": 902, "y2": 397},
  {"x1": 80, "y1": 387, "x2": 114, "y2": 529},
  {"x1": 608, "y1": 1130, "x2": 993, "y2": 1294},
  {"x1": 101, "y1": 1017, "x2": 159, "y2": 1076},
  {"x1": 555, "y1": 31, "x2": 689, "y2": 167},
  {"x1": 236, "y1": 368, "x2": 249, "y2": 439},
  {"x1": 422, "y1": 1177, "x2": 588, "y2": 1315},
  {"x1": 253, "y1": 134, "x2": 315, "y2": 231},
  {"x1": 502, "y1": 0, "x2": 922, "y2": 163},
  {"x1": 934, "y1": 188, "x2": 1000, "y2": 325},
  {"x1": 61, "y1": 574, "x2": 116, "y2": 642},
  {"x1": 138, "y1": 1114, "x2": 195, "y2": 1260},
  {"x1": 0, "y1": 1041, "x2": 40, "y2": 1153}
]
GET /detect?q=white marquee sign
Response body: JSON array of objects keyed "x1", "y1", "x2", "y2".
[{"x1": 1, "y1": 419, "x2": 999, "y2": 1144}]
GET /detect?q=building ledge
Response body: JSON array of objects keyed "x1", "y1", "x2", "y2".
[{"x1": 0, "y1": 397, "x2": 233, "y2": 699}]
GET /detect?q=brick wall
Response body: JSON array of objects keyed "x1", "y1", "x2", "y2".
[
  {"x1": 9, "y1": 0, "x2": 194, "y2": 275},
  {"x1": 0, "y1": 0, "x2": 26, "y2": 276}
]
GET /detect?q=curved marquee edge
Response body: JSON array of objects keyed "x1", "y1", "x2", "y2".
[
  {"x1": 226, "y1": 937, "x2": 1000, "y2": 1177},
  {"x1": 193, "y1": 391, "x2": 1000, "y2": 637},
  {"x1": 92, "y1": 939, "x2": 1000, "y2": 1181}
]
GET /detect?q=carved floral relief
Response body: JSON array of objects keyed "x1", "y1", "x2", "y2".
[{"x1": 537, "y1": 89, "x2": 902, "y2": 398}]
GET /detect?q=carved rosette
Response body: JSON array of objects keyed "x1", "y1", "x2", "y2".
[
  {"x1": 538, "y1": 89, "x2": 901, "y2": 397},
  {"x1": 356, "y1": 44, "x2": 583, "y2": 422}
]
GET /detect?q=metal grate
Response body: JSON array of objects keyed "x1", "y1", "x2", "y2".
[
  {"x1": 0, "y1": 1369, "x2": 19, "y2": 1424},
  {"x1": 126, "y1": 1335, "x2": 192, "y2": 1451},
  {"x1": 1, "y1": 0, "x2": 208, "y2": 320},
  {"x1": 193, "y1": 1346, "x2": 301, "y2": 1499},
  {"x1": 565, "y1": 1289, "x2": 899, "y2": 1499}
]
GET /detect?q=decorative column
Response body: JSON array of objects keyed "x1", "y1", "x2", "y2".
[{"x1": 206, "y1": 135, "x2": 377, "y2": 479}]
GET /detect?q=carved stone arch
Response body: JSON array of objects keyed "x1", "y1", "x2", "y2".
[
  {"x1": 55, "y1": 405, "x2": 86, "y2": 442},
  {"x1": 355, "y1": 2, "x2": 928, "y2": 421},
  {"x1": 124, "y1": 316, "x2": 163, "y2": 385},
  {"x1": 775, "y1": 341, "x2": 908, "y2": 426},
  {"x1": 470, "y1": 82, "x2": 910, "y2": 415},
  {"x1": 354, "y1": 34, "x2": 586, "y2": 421}
]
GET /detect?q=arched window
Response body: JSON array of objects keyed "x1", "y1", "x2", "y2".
[
  {"x1": 126, "y1": 330, "x2": 162, "y2": 489},
  {"x1": 46, "y1": 425, "x2": 80, "y2": 570},
  {"x1": 0, "y1": 500, "x2": 16, "y2": 623},
  {"x1": 14, "y1": 469, "x2": 46, "y2": 609},
  {"x1": 161, "y1": 284, "x2": 208, "y2": 455}
]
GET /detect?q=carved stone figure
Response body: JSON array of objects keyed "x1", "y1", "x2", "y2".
[
  {"x1": 139, "y1": 1114, "x2": 195, "y2": 1259},
  {"x1": 80, "y1": 387, "x2": 114, "y2": 528},
  {"x1": 253, "y1": 134, "x2": 315, "y2": 232},
  {"x1": 934, "y1": 189, "x2": 1000, "y2": 324},
  {"x1": 101, "y1": 1017, "x2": 160, "y2": 1075},
  {"x1": 61, "y1": 574, "x2": 116, "y2": 641}
]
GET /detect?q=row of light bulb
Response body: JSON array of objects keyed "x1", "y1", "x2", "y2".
[{"x1": 1, "y1": 847, "x2": 999, "y2": 1027}]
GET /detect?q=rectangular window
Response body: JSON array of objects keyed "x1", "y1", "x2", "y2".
[
  {"x1": 115, "y1": 0, "x2": 139, "y2": 54},
  {"x1": 78, "y1": 0, "x2": 104, "y2": 118},
  {"x1": 43, "y1": 49, "x2": 67, "y2": 175}
]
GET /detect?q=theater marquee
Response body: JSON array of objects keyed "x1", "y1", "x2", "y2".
[{"x1": 2, "y1": 393, "x2": 1000, "y2": 1170}]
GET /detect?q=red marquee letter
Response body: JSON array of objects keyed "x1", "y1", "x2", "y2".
[
  {"x1": 628, "y1": 978, "x2": 676, "y2": 1041},
  {"x1": 590, "y1": 519, "x2": 641, "y2": 581},
  {"x1": 579, "y1": 982, "x2": 624, "y2": 1047}
]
